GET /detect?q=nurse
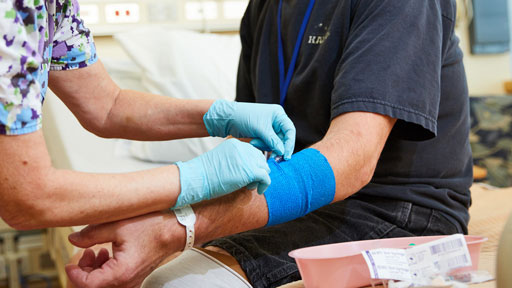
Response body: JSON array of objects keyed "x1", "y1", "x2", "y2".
[{"x1": 0, "y1": 1, "x2": 295, "y2": 229}]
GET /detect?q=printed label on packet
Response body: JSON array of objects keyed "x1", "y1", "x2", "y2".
[
  {"x1": 362, "y1": 234, "x2": 472, "y2": 282},
  {"x1": 408, "y1": 234, "x2": 472, "y2": 281},
  {"x1": 362, "y1": 249, "x2": 412, "y2": 281}
]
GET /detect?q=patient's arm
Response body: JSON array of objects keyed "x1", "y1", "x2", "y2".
[
  {"x1": 193, "y1": 111, "x2": 396, "y2": 241},
  {"x1": 66, "y1": 111, "x2": 396, "y2": 287}
]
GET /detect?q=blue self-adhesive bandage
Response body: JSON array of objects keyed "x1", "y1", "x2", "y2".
[{"x1": 264, "y1": 148, "x2": 336, "y2": 226}]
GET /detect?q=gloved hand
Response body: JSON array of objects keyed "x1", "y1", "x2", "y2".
[
  {"x1": 203, "y1": 100, "x2": 296, "y2": 160},
  {"x1": 173, "y1": 139, "x2": 271, "y2": 208}
]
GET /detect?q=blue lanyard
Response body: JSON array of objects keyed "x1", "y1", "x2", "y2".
[{"x1": 277, "y1": 0, "x2": 316, "y2": 107}]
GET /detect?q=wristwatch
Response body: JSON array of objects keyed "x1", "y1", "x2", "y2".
[{"x1": 173, "y1": 205, "x2": 196, "y2": 250}]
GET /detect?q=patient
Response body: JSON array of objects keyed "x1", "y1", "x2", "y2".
[{"x1": 66, "y1": 0, "x2": 473, "y2": 287}]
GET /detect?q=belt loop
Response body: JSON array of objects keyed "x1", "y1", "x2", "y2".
[{"x1": 397, "y1": 202, "x2": 413, "y2": 228}]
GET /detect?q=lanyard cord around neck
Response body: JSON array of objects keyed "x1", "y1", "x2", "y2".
[{"x1": 277, "y1": 0, "x2": 316, "y2": 107}]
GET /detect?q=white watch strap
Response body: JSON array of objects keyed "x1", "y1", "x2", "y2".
[{"x1": 173, "y1": 205, "x2": 196, "y2": 250}]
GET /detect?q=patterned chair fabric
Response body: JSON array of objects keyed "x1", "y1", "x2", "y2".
[{"x1": 469, "y1": 96, "x2": 512, "y2": 187}]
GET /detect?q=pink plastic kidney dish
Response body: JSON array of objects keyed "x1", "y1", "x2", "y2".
[{"x1": 289, "y1": 235, "x2": 487, "y2": 288}]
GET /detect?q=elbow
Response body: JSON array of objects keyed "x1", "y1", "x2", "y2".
[
  {"x1": 1, "y1": 200, "x2": 54, "y2": 231},
  {"x1": 2, "y1": 217, "x2": 39, "y2": 231},
  {"x1": 1, "y1": 183, "x2": 63, "y2": 230},
  {"x1": 358, "y1": 162, "x2": 376, "y2": 188},
  {"x1": 1, "y1": 193, "x2": 36, "y2": 230},
  {"x1": 2, "y1": 203, "x2": 63, "y2": 231},
  {"x1": 79, "y1": 119, "x2": 116, "y2": 139},
  {"x1": 0, "y1": 212, "x2": 24, "y2": 230},
  {"x1": 80, "y1": 88, "x2": 122, "y2": 139},
  {"x1": 1, "y1": 206, "x2": 43, "y2": 231},
  {"x1": 348, "y1": 157, "x2": 379, "y2": 193},
  {"x1": 332, "y1": 159, "x2": 376, "y2": 203},
  {"x1": 358, "y1": 152, "x2": 381, "y2": 188}
]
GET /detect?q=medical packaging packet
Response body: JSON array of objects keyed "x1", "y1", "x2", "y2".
[
  {"x1": 383, "y1": 271, "x2": 494, "y2": 288},
  {"x1": 362, "y1": 234, "x2": 473, "y2": 286}
]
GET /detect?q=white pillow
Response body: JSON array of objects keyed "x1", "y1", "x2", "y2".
[
  {"x1": 112, "y1": 28, "x2": 241, "y2": 163},
  {"x1": 115, "y1": 28, "x2": 240, "y2": 101}
]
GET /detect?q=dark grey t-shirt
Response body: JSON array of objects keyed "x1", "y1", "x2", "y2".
[{"x1": 236, "y1": 0, "x2": 472, "y2": 230}]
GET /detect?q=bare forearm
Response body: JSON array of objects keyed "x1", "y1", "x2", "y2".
[
  {"x1": 49, "y1": 61, "x2": 214, "y2": 141},
  {"x1": 44, "y1": 166, "x2": 180, "y2": 227},
  {"x1": 99, "y1": 90, "x2": 214, "y2": 140},
  {"x1": 195, "y1": 188, "x2": 268, "y2": 245},
  {"x1": 3, "y1": 166, "x2": 180, "y2": 230},
  {"x1": 0, "y1": 131, "x2": 180, "y2": 230}
]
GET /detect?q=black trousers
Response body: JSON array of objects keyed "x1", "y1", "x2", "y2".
[{"x1": 206, "y1": 194, "x2": 464, "y2": 288}]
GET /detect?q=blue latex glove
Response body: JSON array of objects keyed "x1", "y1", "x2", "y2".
[
  {"x1": 204, "y1": 100, "x2": 296, "y2": 160},
  {"x1": 173, "y1": 139, "x2": 271, "y2": 208}
]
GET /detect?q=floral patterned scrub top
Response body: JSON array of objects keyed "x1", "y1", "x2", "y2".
[{"x1": 0, "y1": 0, "x2": 97, "y2": 135}]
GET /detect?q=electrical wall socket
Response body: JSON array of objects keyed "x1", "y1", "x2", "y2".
[
  {"x1": 105, "y1": 3, "x2": 141, "y2": 24},
  {"x1": 80, "y1": 4, "x2": 100, "y2": 24}
]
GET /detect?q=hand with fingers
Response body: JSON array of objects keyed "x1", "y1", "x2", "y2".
[
  {"x1": 174, "y1": 138, "x2": 270, "y2": 208},
  {"x1": 204, "y1": 99, "x2": 296, "y2": 160},
  {"x1": 66, "y1": 212, "x2": 179, "y2": 288}
]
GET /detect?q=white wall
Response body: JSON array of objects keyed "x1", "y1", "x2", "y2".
[
  {"x1": 91, "y1": 0, "x2": 511, "y2": 96},
  {"x1": 456, "y1": 0, "x2": 511, "y2": 96}
]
